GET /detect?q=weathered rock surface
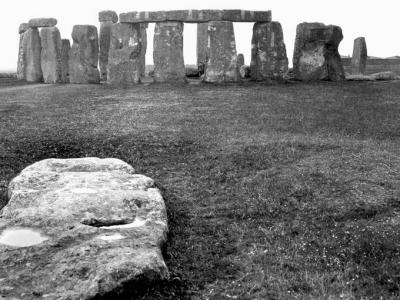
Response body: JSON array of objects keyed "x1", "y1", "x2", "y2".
[
  {"x1": 119, "y1": 9, "x2": 271, "y2": 23},
  {"x1": 240, "y1": 65, "x2": 251, "y2": 79},
  {"x1": 28, "y1": 18, "x2": 57, "y2": 28},
  {"x1": 237, "y1": 53, "x2": 245, "y2": 69},
  {"x1": 153, "y1": 22, "x2": 186, "y2": 82},
  {"x1": 40, "y1": 27, "x2": 62, "y2": 83},
  {"x1": 69, "y1": 25, "x2": 100, "y2": 84},
  {"x1": 108, "y1": 23, "x2": 142, "y2": 86},
  {"x1": 18, "y1": 23, "x2": 29, "y2": 34},
  {"x1": 293, "y1": 22, "x2": 345, "y2": 81},
  {"x1": 204, "y1": 21, "x2": 239, "y2": 83},
  {"x1": 351, "y1": 37, "x2": 367, "y2": 75},
  {"x1": 197, "y1": 23, "x2": 209, "y2": 73},
  {"x1": 98, "y1": 10, "x2": 118, "y2": 23},
  {"x1": 0, "y1": 158, "x2": 168, "y2": 300},
  {"x1": 21, "y1": 28, "x2": 43, "y2": 82},
  {"x1": 139, "y1": 23, "x2": 148, "y2": 77},
  {"x1": 61, "y1": 39, "x2": 71, "y2": 83},
  {"x1": 17, "y1": 33, "x2": 26, "y2": 80},
  {"x1": 251, "y1": 22, "x2": 288, "y2": 80},
  {"x1": 99, "y1": 21, "x2": 113, "y2": 81}
]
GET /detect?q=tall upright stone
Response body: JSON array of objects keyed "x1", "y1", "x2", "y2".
[
  {"x1": 351, "y1": 37, "x2": 367, "y2": 74},
  {"x1": 40, "y1": 27, "x2": 62, "y2": 83},
  {"x1": 108, "y1": 23, "x2": 142, "y2": 86},
  {"x1": 251, "y1": 22, "x2": 288, "y2": 80},
  {"x1": 139, "y1": 23, "x2": 148, "y2": 77},
  {"x1": 237, "y1": 53, "x2": 245, "y2": 68},
  {"x1": 17, "y1": 23, "x2": 29, "y2": 80},
  {"x1": 61, "y1": 39, "x2": 71, "y2": 83},
  {"x1": 204, "y1": 21, "x2": 239, "y2": 83},
  {"x1": 197, "y1": 23, "x2": 209, "y2": 73},
  {"x1": 293, "y1": 22, "x2": 345, "y2": 81},
  {"x1": 99, "y1": 10, "x2": 118, "y2": 81},
  {"x1": 153, "y1": 22, "x2": 186, "y2": 83},
  {"x1": 69, "y1": 25, "x2": 100, "y2": 84},
  {"x1": 22, "y1": 28, "x2": 43, "y2": 82}
]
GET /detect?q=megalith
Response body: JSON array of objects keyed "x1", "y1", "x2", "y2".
[
  {"x1": 197, "y1": 23, "x2": 209, "y2": 73},
  {"x1": 293, "y1": 22, "x2": 345, "y2": 81},
  {"x1": 40, "y1": 27, "x2": 62, "y2": 83},
  {"x1": 250, "y1": 22, "x2": 288, "y2": 80},
  {"x1": 153, "y1": 22, "x2": 186, "y2": 83},
  {"x1": 17, "y1": 23, "x2": 29, "y2": 80},
  {"x1": 69, "y1": 25, "x2": 100, "y2": 84},
  {"x1": 99, "y1": 10, "x2": 118, "y2": 81},
  {"x1": 28, "y1": 18, "x2": 57, "y2": 28},
  {"x1": 237, "y1": 53, "x2": 245, "y2": 69},
  {"x1": 204, "y1": 21, "x2": 239, "y2": 83},
  {"x1": 139, "y1": 23, "x2": 148, "y2": 77},
  {"x1": 61, "y1": 39, "x2": 71, "y2": 83},
  {"x1": 22, "y1": 28, "x2": 43, "y2": 82},
  {"x1": 0, "y1": 158, "x2": 169, "y2": 300},
  {"x1": 351, "y1": 37, "x2": 367, "y2": 74},
  {"x1": 108, "y1": 23, "x2": 142, "y2": 86}
]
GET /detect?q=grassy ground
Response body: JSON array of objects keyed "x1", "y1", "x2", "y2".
[{"x1": 0, "y1": 79, "x2": 399, "y2": 299}]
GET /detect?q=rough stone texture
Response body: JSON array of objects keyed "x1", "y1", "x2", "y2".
[
  {"x1": 197, "y1": 23, "x2": 209, "y2": 72},
  {"x1": 99, "y1": 21, "x2": 113, "y2": 81},
  {"x1": 139, "y1": 23, "x2": 148, "y2": 77},
  {"x1": 250, "y1": 22, "x2": 288, "y2": 80},
  {"x1": 108, "y1": 23, "x2": 142, "y2": 86},
  {"x1": 351, "y1": 37, "x2": 367, "y2": 74},
  {"x1": 61, "y1": 39, "x2": 71, "y2": 83},
  {"x1": 40, "y1": 27, "x2": 62, "y2": 83},
  {"x1": 237, "y1": 53, "x2": 245, "y2": 68},
  {"x1": 69, "y1": 25, "x2": 100, "y2": 84},
  {"x1": 28, "y1": 18, "x2": 57, "y2": 28},
  {"x1": 21, "y1": 28, "x2": 43, "y2": 82},
  {"x1": 153, "y1": 22, "x2": 186, "y2": 83},
  {"x1": 293, "y1": 22, "x2": 345, "y2": 81},
  {"x1": 18, "y1": 23, "x2": 29, "y2": 34},
  {"x1": 17, "y1": 33, "x2": 26, "y2": 80},
  {"x1": 0, "y1": 158, "x2": 168, "y2": 300},
  {"x1": 204, "y1": 21, "x2": 239, "y2": 83},
  {"x1": 98, "y1": 10, "x2": 118, "y2": 23},
  {"x1": 119, "y1": 10, "x2": 271, "y2": 23},
  {"x1": 240, "y1": 65, "x2": 251, "y2": 78}
]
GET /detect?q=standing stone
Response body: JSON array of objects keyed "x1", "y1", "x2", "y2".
[
  {"x1": 139, "y1": 23, "x2": 148, "y2": 77},
  {"x1": 69, "y1": 25, "x2": 100, "y2": 84},
  {"x1": 17, "y1": 23, "x2": 29, "y2": 80},
  {"x1": 204, "y1": 21, "x2": 239, "y2": 83},
  {"x1": 153, "y1": 22, "x2": 186, "y2": 83},
  {"x1": 293, "y1": 22, "x2": 345, "y2": 81},
  {"x1": 99, "y1": 10, "x2": 118, "y2": 81},
  {"x1": 108, "y1": 23, "x2": 142, "y2": 86},
  {"x1": 351, "y1": 37, "x2": 367, "y2": 74},
  {"x1": 237, "y1": 54, "x2": 245, "y2": 68},
  {"x1": 22, "y1": 28, "x2": 43, "y2": 82},
  {"x1": 61, "y1": 39, "x2": 71, "y2": 83},
  {"x1": 197, "y1": 23, "x2": 209, "y2": 74},
  {"x1": 250, "y1": 22, "x2": 288, "y2": 80},
  {"x1": 40, "y1": 27, "x2": 62, "y2": 83}
]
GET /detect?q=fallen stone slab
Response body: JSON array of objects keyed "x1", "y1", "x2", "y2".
[
  {"x1": 351, "y1": 37, "x2": 367, "y2": 75},
  {"x1": 108, "y1": 23, "x2": 142, "y2": 86},
  {"x1": 69, "y1": 25, "x2": 100, "y2": 84},
  {"x1": 346, "y1": 71, "x2": 400, "y2": 81},
  {"x1": 99, "y1": 10, "x2": 118, "y2": 23},
  {"x1": 204, "y1": 21, "x2": 240, "y2": 83},
  {"x1": 119, "y1": 9, "x2": 271, "y2": 23},
  {"x1": 250, "y1": 22, "x2": 288, "y2": 80},
  {"x1": 28, "y1": 18, "x2": 57, "y2": 28},
  {"x1": 0, "y1": 157, "x2": 168, "y2": 300},
  {"x1": 153, "y1": 22, "x2": 186, "y2": 82},
  {"x1": 40, "y1": 27, "x2": 63, "y2": 83},
  {"x1": 293, "y1": 22, "x2": 345, "y2": 81}
]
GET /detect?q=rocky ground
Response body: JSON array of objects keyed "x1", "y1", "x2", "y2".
[{"x1": 0, "y1": 79, "x2": 399, "y2": 299}]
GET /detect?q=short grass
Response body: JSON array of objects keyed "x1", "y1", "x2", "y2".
[{"x1": 0, "y1": 79, "x2": 400, "y2": 299}]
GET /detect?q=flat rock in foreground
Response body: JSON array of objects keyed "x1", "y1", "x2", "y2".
[{"x1": 0, "y1": 158, "x2": 168, "y2": 300}]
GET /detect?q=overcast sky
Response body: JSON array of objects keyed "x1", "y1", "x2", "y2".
[{"x1": 1, "y1": 0, "x2": 399, "y2": 71}]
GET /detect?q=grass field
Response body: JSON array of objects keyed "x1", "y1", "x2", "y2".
[{"x1": 0, "y1": 79, "x2": 399, "y2": 299}]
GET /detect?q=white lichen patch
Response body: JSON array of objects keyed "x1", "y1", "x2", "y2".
[
  {"x1": 0, "y1": 228, "x2": 48, "y2": 247},
  {"x1": 101, "y1": 218, "x2": 147, "y2": 229},
  {"x1": 97, "y1": 233, "x2": 126, "y2": 241}
]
